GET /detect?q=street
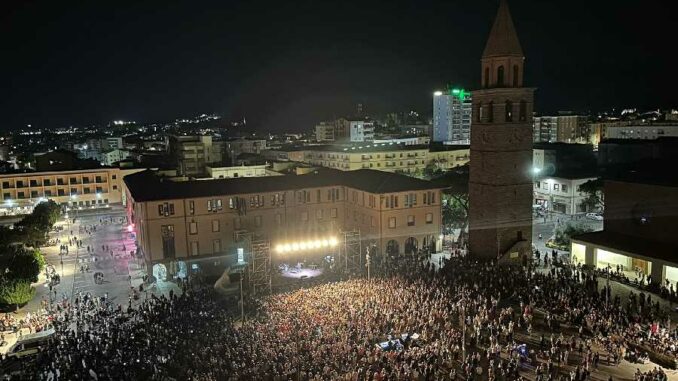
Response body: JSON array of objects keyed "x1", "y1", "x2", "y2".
[{"x1": 532, "y1": 213, "x2": 603, "y2": 260}]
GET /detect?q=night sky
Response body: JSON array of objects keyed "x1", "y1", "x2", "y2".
[{"x1": 2, "y1": 0, "x2": 676, "y2": 132}]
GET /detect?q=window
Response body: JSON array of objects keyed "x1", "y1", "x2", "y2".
[
  {"x1": 83, "y1": 188, "x2": 91, "y2": 194},
  {"x1": 44, "y1": 179, "x2": 51, "y2": 186},
  {"x1": 426, "y1": 213, "x2": 433, "y2": 224},
  {"x1": 562, "y1": 184, "x2": 568, "y2": 192},
  {"x1": 112, "y1": 175, "x2": 117, "y2": 180},
  {"x1": 407, "y1": 215, "x2": 415, "y2": 226},
  {"x1": 112, "y1": 185, "x2": 118, "y2": 190},
  {"x1": 189, "y1": 201, "x2": 195, "y2": 215},
  {"x1": 70, "y1": 188, "x2": 77, "y2": 195},
  {"x1": 487, "y1": 101, "x2": 494, "y2": 122},
  {"x1": 497, "y1": 65, "x2": 505, "y2": 86},
  {"x1": 505, "y1": 101, "x2": 513, "y2": 122},
  {"x1": 207, "y1": 199, "x2": 223, "y2": 212},
  {"x1": 276, "y1": 213, "x2": 283, "y2": 225},
  {"x1": 17, "y1": 192, "x2": 25, "y2": 199},
  {"x1": 405, "y1": 193, "x2": 417, "y2": 207},
  {"x1": 189, "y1": 221, "x2": 198, "y2": 234},
  {"x1": 331, "y1": 208, "x2": 338, "y2": 218},
  {"x1": 212, "y1": 219, "x2": 220, "y2": 232},
  {"x1": 3, "y1": 193, "x2": 9, "y2": 200},
  {"x1": 388, "y1": 217, "x2": 396, "y2": 229},
  {"x1": 317, "y1": 189, "x2": 321, "y2": 202},
  {"x1": 2, "y1": 181, "x2": 9, "y2": 188},
  {"x1": 45, "y1": 190, "x2": 52, "y2": 197},
  {"x1": 255, "y1": 215, "x2": 262, "y2": 227},
  {"x1": 158, "y1": 202, "x2": 175, "y2": 216},
  {"x1": 29, "y1": 180, "x2": 38, "y2": 187},
  {"x1": 316, "y1": 209, "x2": 323, "y2": 220},
  {"x1": 553, "y1": 184, "x2": 560, "y2": 191},
  {"x1": 31, "y1": 190, "x2": 38, "y2": 198},
  {"x1": 96, "y1": 187, "x2": 102, "y2": 193},
  {"x1": 519, "y1": 100, "x2": 527, "y2": 121},
  {"x1": 513, "y1": 65, "x2": 519, "y2": 87},
  {"x1": 484, "y1": 67, "x2": 490, "y2": 88},
  {"x1": 542, "y1": 183, "x2": 549, "y2": 190},
  {"x1": 213, "y1": 239, "x2": 222, "y2": 253},
  {"x1": 535, "y1": 181, "x2": 540, "y2": 188},
  {"x1": 69, "y1": 177, "x2": 77, "y2": 184},
  {"x1": 301, "y1": 212, "x2": 308, "y2": 222},
  {"x1": 190, "y1": 241, "x2": 199, "y2": 256}
]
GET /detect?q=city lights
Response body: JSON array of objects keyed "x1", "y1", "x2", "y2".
[{"x1": 275, "y1": 236, "x2": 339, "y2": 253}]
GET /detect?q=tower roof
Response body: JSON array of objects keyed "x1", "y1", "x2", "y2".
[{"x1": 482, "y1": 0, "x2": 524, "y2": 58}]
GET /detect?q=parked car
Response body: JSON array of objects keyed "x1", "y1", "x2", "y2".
[{"x1": 585, "y1": 212, "x2": 603, "y2": 221}]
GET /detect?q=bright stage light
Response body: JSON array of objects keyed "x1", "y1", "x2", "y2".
[
  {"x1": 329, "y1": 237, "x2": 338, "y2": 247},
  {"x1": 299, "y1": 242, "x2": 307, "y2": 250},
  {"x1": 283, "y1": 244, "x2": 291, "y2": 252},
  {"x1": 313, "y1": 240, "x2": 321, "y2": 248},
  {"x1": 322, "y1": 239, "x2": 329, "y2": 247},
  {"x1": 276, "y1": 244, "x2": 284, "y2": 253},
  {"x1": 292, "y1": 243, "x2": 299, "y2": 251}
]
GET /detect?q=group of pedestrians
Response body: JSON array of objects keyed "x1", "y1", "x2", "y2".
[{"x1": 1, "y1": 249, "x2": 676, "y2": 380}]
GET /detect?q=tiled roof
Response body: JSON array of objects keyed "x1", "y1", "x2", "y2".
[{"x1": 124, "y1": 168, "x2": 442, "y2": 202}]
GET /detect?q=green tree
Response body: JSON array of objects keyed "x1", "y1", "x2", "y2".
[
  {"x1": 578, "y1": 178, "x2": 604, "y2": 212},
  {"x1": 443, "y1": 192, "x2": 469, "y2": 237},
  {"x1": 553, "y1": 222, "x2": 593, "y2": 248},
  {"x1": 0, "y1": 279, "x2": 35, "y2": 311},
  {"x1": 0, "y1": 246, "x2": 44, "y2": 283}
]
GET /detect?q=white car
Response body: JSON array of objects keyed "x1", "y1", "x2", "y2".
[{"x1": 585, "y1": 213, "x2": 603, "y2": 221}]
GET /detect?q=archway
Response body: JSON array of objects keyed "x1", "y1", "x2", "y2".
[
  {"x1": 404, "y1": 237, "x2": 419, "y2": 255},
  {"x1": 153, "y1": 263, "x2": 168, "y2": 282},
  {"x1": 386, "y1": 240, "x2": 399, "y2": 257}
]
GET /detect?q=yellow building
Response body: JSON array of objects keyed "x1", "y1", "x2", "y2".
[
  {"x1": 124, "y1": 169, "x2": 444, "y2": 277},
  {"x1": 301, "y1": 144, "x2": 469, "y2": 174},
  {"x1": 0, "y1": 168, "x2": 146, "y2": 214}
]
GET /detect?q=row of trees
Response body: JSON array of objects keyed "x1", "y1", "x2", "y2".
[{"x1": 0, "y1": 200, "x2": 60, "y2": 310}]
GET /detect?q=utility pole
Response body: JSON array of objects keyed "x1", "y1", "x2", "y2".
[
  {"x1": 239, "y1": 269, "x2": 245, "y2": 322},
  {"x1": 365, "y1": 251, "x2": 371, "y2": 281}
]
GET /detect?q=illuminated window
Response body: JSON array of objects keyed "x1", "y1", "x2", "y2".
[
  {"x1": 212, "y1": 219, "x2": 220, "y2": 232},
  {"x1": 407, "y1": 215, "x2": 415, "y2": 226},
  {"x1": 426, "y1": 213, "x2": 433, "y2": 224},
  {"x1": 388, "y1": 217, "x2": 396, "y2": 229},
  {"x1": 189, "y1": 221, "x2": 197, "y2": 235}
]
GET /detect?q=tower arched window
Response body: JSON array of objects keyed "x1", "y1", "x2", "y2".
[
  {"x1": 484, "y1": 67, "x2": 490, "y2": 88},
  {"x1": 519, "y1": 100, "x2": 527, "y2": 121},
  {"x1": 505, "y1": 100, "x2": 513, "y2": 122},
  {"x1": 497, "y1": 66, "x2": 505, "y2": 87},
  {"x1": 487, "y1": 101, "x2": 494, "y2": 123},
  {"x1": 513, "y1": 65, "x2": 519, "y2": 87}
]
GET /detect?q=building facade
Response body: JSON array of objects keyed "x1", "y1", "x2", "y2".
[
  {"x1": 124, "y1": 169, "x2": 444, "y2": 278},
  {"x1": 572, "y1": 175, "x2": 678, "y2": 285},
  {"x1": 167, "y1": 135, "x2": 225, "y2": 177},
  {"x1": 433, "y1": 89, "x2": 472, "y2": 144},
  {"x1": 533, "y1": 175, "x2": 598, "y2": 215},
  {"x1": 302, "y1": 144, "x2": 470, "y2": 174},
  {"x1": 469, "y1": 1, "x2": 534, "y2": 259},
  {"x1": 315, "y1": 122, "x2": 335, "y2": 142},
  {"x1": 0, "y1": 167, "x2": 139, "y2": 214},
  {"x1": 533, "y1": 115, "x2": 588, "y2": 143}
]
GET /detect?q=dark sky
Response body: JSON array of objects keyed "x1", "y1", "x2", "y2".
[{"x1": 2, "y1": 0, "x2": 676, "y2": 132}]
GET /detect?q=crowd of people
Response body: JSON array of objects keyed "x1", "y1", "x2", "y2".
[{"x1": 1, "y1": 249, "x2": 677, "y2": 380}]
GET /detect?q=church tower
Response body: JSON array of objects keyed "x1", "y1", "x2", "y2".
[{"x1": 468, "y1": 0, "x2": 534, "y2": 259}]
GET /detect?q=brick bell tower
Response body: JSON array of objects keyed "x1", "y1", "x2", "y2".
[{"x1": 468, "y1": 0, "x2": 534, "y2": 259}]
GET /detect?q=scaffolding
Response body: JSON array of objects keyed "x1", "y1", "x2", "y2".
[
  {"x1": 234, "y1": 231, "x2": 272, "y2": 295},
  {"x1": 249, "y1": 239, "x2": 272, "y2": 295},
  {"x1": 339, "y1": 229, "x2": 362, "y2": 274}
]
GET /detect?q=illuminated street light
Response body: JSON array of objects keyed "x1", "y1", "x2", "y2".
[
  {"x1": 532, "y1": 167, "x2": 541, "y2": 175},
  {"x1": 433, "y1": 91, "x2": 443, "y2": 96}
]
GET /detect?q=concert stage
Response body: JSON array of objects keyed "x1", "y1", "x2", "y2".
[{"x1": 279, "y1": 266, "x2": 324, "y2": 279}]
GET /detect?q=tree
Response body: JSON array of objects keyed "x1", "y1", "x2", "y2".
[
  {"x1": 438, "y1": 166, "x2": 470, "y2": 243},
  {"x1": 0, "y1": 246, "x2": 44, "y2": 283},
  {"x1": 578, "y1": 178, "x2": 604, "y2": 212},
  {"x1": 0, "y1": 279, "x2": 35, "y2": 311},
  {"x1": 553, "y1": 222, "x2": 594, "y2": 248}
]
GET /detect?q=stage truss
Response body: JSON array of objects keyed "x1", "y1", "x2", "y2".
[
  {"x1": 234, "y1": 231, "x2": 272, "y2": 295},
  {"x1": 338, "y1": 229, "x2": 362, "y2": 274}
]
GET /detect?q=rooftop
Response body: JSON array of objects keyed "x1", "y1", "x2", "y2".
[
  {"x1": 573, "y1": 230, "x2": 678, "y2": 265},
  {"x1": 124, "y1": 168, "x2": 443, "y2": 202}
]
